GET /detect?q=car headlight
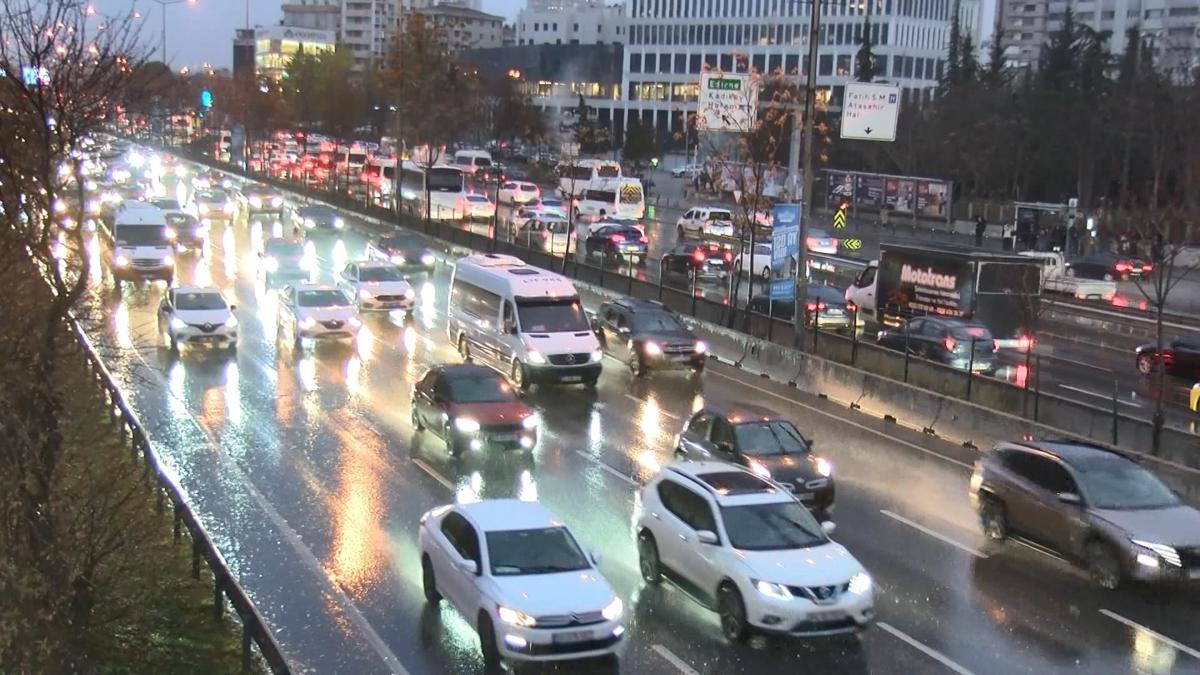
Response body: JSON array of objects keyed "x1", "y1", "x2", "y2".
[
  {"x1": 114, "y1": 254, "x2": 129, "y2": 267},
  {"x1": 590, "y1": 349, "x2": 603, "y2": 363},
  {"x1": 497, "y1": 606, "x2": 536, "y2": 627},
  {"x1": 525, "y1": 348, "x2": 546, "y2": 365},
  {"x1": 521, "y1": 414, "x2": 538, "y2": 430},
  {"x1": 197, "y1": 203, "x2": 208, "y2": 214},
  {"x1": 249, "y1": 196, "x2": 262, "y2": 208},
  {"x1": 224, "y1": 315, "x2": 238, "y2": 329},
  {"x1": 299, "y1": 316, "x2": 317, "y2": 329},
  {"x1": 304, "y1": 218, "x2": 316, "y2": 229},
  {"x1": 271, "y1": 196, "x2": 283, "y2": 207},
  {"x1": 421, "y1": 253, "x2": 435, "y2": 266},
  {"x1": 359, "y1": 289, "x2": 374, "y2": 299},
  {"x1": 816, "y1": 457, "x2": 833, "y2": 477},
  {"x1": 694, "y1": 340, "x2": 708, "y2": 354},
  {"x1": 348, "y1": 317, "x2": 363, "y2": 328},
  {"x1": 390, "y1": 254, "x2": 406, "y2": 265},
  {"x1": 169, "y1": 317, "x2": 187, "y2": 331},
  {"x1": 163, "y1": 255, "x2": 174, "y2": 267},
  {"x1": 404, "y1": 287, "x2": 416, "y2": 300},
  {"x1": 643, "y1": 340, "x2": 662, "y2": 356},
  {"x1": 454, "y1": 417, "x2": 481, "y2": 433},
  {"x1": 334, "y1": 217, "x2": 345, "y2": 229},
  {"x1": 748, "y1": 459, "x2": 772, "y2": 480},
  {"x1": 753, "y1": 580, "x2": 793, "y2": 600},
  {"x1": 848, "y1": 571, "x2": 872, "y2": 595},
  {"x1": 164, "y1": 226, "x2": 176, "y2": 240},
  {"x1": 1132, "y1": 540, "x2": 1181, "y2": 567},
  {"x1": 264, "y1": 257, "x2": 279, "y2": 272},
  {"x1": 223, "y1": 201, "x2": 235, "y2": 214},
  {"x1": 601, "y1": 596, "x2": 623, "y2": 621}
]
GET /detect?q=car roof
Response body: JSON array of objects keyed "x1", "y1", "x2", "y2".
[
  {"x1": 458, "y1": 499, "x2": 564, "y2": 533},
  {"x1": 436, "y1": 363, "x2": 502, "y2": 380},
  {"x1": 612, "y1": 297, "x2": 670, "y2": 313},
  {"x1": 353, "y1": 260, "x2": 395, "y2": 269},
  {"x1": 661, "y1": 462, "x2": 791, "y2": 506},
  {"x1": 171, "y1": 285, "x2": 222, "y2": 296},
  {"x1": 290, "y1": 282, "x2": 338, "y2": 292},
  {"x1": 1004, "y1": 439, "x2": 1133, "y2": 466},
  {"x1": 697, "y1": 401, "x2": 783, "y2": 423}
]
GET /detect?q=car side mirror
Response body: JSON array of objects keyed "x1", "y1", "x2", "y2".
[
  {"x1": 1057, "y1": 492, "x2": 1082, "y2": 505},
  {"x1": 504, "y1": 320, "x2": 517, "y2": 335},
  {"x1": 456, "y1": 558, "x2": 478, "y2": 576},
  {"x1": 590, "y1": 550, "x2": 603, "y2": 565},
  {"x1": 821, "y1": 521, "x2": 837, "y2": 535},
  {"x1": 696, "y1": 530, "x2": 719, "y2": 545},
  {"x1": 716, "y1": 441, "x2": 734, "y2": 455},
  {"x1": 588, "y1": 315, "x2": 602, "y2": 333},
  {"x1": 228, "y1": 304, "x2": 237, "y2": 312}
]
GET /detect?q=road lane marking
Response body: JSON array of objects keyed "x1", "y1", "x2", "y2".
[
  {"x1": 624, "y1": 393, "x2": 681, "y2": 420},
  {"x1": 652, "y1": 644, "x2": 700, "y2": 675},
  {"x1": 1057, "y1": 384, "x2": 1143, "y2": 408},
  {"x1": 1099, "y1": 609, "x2": 1200, "y2": 660},
  {"x1": 574, "y1": 450, "x2": 639, "y2": 486},
  {"x1": 411, "y1": 458, "x2": 455, "y2": 491},
  {"x1": 880, "y1": 510, "x2": 986, "y2": 559},
  {"x1": 1009, "y1": 537, "x2": 1069, "y2": 563},
  {"x1": 708, "y1": 370, "x2": 974, "y2": 469},
  {"x1": 877, "y1": 622, "x2": 976, "y2": 675}
]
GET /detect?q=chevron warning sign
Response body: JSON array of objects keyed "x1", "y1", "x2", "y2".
[
  {"x1": 833, "y1": 204, "x2": 848, "y2": 229},
  {"x1": 842, "y1": 238, "x2": 862, "y2": 251}
]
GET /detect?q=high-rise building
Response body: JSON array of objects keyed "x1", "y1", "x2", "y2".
[
  {"x1": 515, "y1": 1, "x2": 626, "y2": 46},
  {"x1": 996, "y1": 0, "x2": 1200, "y2": 74},
  {"x1": 414, "y1": 4, "x2": 507, "y2": 51}
]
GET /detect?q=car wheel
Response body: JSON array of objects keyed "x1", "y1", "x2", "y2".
[
  {"x1": 421, "y1": 555, "x2": 441, "y2": 604},
  {"x1": 458, "y1": 335, "x2": 471, "y2": 362},
  {"x1": 477, "y1": 613, "x2": 502, "y2": 671},
  {"x1": 411, "y1": 407, "x2": 425, "y2": 431},
  {"x1": 759, "y1": 266, "x2": 771, "y2": 282},
  {"x1": 628, "y1": 352, "x2": 646, "y2": 378},
  {"x1": 638, "y1": 533, "x2": 662, "y2": 585},
  {"x1": 1137, "y1": 354, "x2": 1157, "y2": 375},
  {"x1": 442, "y1": 423, "x2": 463, "y2": 456},
  {"x1": 676, "y1": 225, "x2": 686, "y2": 241},
  {"x1": 718, "y1": 583, "x2": 749, "y2": 642},
  {"x1": 1086, "y1": 541, "x2": 1122, "y2": 590},
  {"x1": 1066, "y1": 267, "x2": 1077, "y2": 277},
  {"x1": 980, "y1": 498, "x2": 1007, "y2": 542},
  {"x1": 511, "y1": 360, "x2": 529, "y2": 392}
]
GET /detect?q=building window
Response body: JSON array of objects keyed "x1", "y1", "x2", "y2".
[
  {"x1": 892, "y1": 55, "x2": 903, "y2": 76},
  {"x1": 818, "y1": 53, "x2": 833, "y2": 75},
  {"x1": 1101, "y1": 10, "x2": 1114, "y2": 19},
  {"x1": 573, "y1": 23, "x2": 579, "y2": 31},
  {"x1": 836, "y1": 54, "x2": 850, "y2": 75},
  {"x1": 785, "y1": 53, "x2": 799, "y2": 75},
  {"x1": 645, "y1": 52, "x2": 657, "y2": 72},
  {"x1": 720, "y1": 53, "x2": 733, "y2": 71},
  {"x1": 675, "y1": 53, "x2": 687, "y2": 73}
]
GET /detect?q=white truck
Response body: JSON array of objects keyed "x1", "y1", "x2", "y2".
[{"x1": 1018, "y1": 251, "x2": 1117, "y2": 301}]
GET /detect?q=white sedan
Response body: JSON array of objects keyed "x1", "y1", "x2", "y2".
[
  {"x1": 463, "y1": 194, "x2": 496, "y2": 220},
  {"x1": 807, "y1": 228, "x2": 839, "y2": 255},
  {"x1": 497, "y1": 181, "x2": 540, "y2": 205},
  {"x1": 336, "y1": 260, "x2": 415, "y2": 312},
  {"x1": 157, "y1": 286, "x2": 238, "y2": 353},
  {"x1": 276, "y1": 283, "x2": 361, "y2": 350},
  {"x1": 419, "y1": 499, "x2": 624, "y2": 669}
]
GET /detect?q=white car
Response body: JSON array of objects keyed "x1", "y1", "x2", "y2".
[
  {"x1": 463, "y1": 194, "x2": 496, "y2": 220},
  {"x1": 419, "y1": 500, "x2": 624, "y2": 669},
  {"x1": 806, "y1": 229, "x2": 839, "y2": 255},
  {"x1": 497, "y1": 181, "x2": 541, "y2": 205},
  {"x1": 672, "y1": 163, "x2": 704, "y2": 178},
  {"x1": 511, "y1": 199, "x2": 568, "y2": 230},
  {"x1": 157, "y1": 286, "x2": 238, "y2": 353},
  {"x1": 635, "y1": 462, "x2": 874, "y2": 640},
  {"x1": 677, "y1": 206, "x2": 736, "y2": 240},
  {"x1": 336, "y1": 260, "x2": 415, "y2": 312},
  {"x1": 277, "y1": 283, "x2": 361, "y2": 349},
  {"x1": 737, "y1": 242, "x2": 774, "y2": 280}
]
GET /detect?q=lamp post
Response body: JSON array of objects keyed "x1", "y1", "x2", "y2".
[
  {"x1": 150, "y1": 0, "x2": 197, "y2": 65},
  {"x1": 789, "y1": 0, "x2": 824, "y2": 346}
]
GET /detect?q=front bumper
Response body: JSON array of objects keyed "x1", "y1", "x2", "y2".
[
  {"x1": 747, "y1": 584, "x2": 874, "y2": 636},
  {"x1": 527, "y1": 362, "x2": 602, "y2": 385},
  {"x1": 452, "y1": 427, "x2": 537, "y2": 451},
  {"x1": 498, "y1": 619, "x2": 624, "y2": 662},
  {"x1": 358, "y1": 295, "x2": 415, "y2": 312},
  {"x1": 642, "y1": 351, "x2": 706, "y2": 371},
  {"x1": 113, "y1": 263, "x2": 173, "y2": 281},
  {"x1": 298, "y1": 323, "x2": 360, "y2": 341},
  {"x1": 775, "y1": 477, "x2": 835, "y2": 514},
  {"x1": 174, "y1": 327, "x2": 237, "y2": 347}
]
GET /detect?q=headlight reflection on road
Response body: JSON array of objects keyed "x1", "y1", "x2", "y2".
[
  {"x1": 517, "y1": 469, "x2": 538, "y2": 502},
  {"x1": 331, "y1": 238, "x2": 347, "y2": 271},
  {"x1": 355, "y1": 324, "x2": 375, "y2": 361},
  {"x1": 1132, "y1": 624, "x2": 1177, "y2": 674},
  {"x1": 225, "y1": 361, "x2": 242, "y2": 426},
  {"x1": 87, "y1": 235, "x2": 102, "y2": 285},
  {"x1": 401, "y1": 325, "x2": 417, "y2": 356},
  {"x1": 298, "y1": 356, "x2": 317, "y2": 392},
  {"x1": 639, "y1": 396, "x2": 662, "y2": 443},
  {"x1": 167, "y1": 360, "x2": 188, "y2": 417},
  {"x1": 420, "y1": 282, "x2": 436, "y2": 329},
  {"x1": 344, "y1": 355, "x2": 362, "y2": 398},
  {"x1": 455, "y1": 471, "x2": 483, "y2": 504},
  {"x1": 113, "y1": 302, "x2": 134, "y2": 349},
  {"x1": 222, "y1": 227, "x2": 237, "y2": 279}
]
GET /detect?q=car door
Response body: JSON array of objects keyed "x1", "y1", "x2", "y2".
[
  {"x1": 672, "y1": 488, "x2": 724, "y2": 602},
  {"x1": 436, "y1": 512, "x2": 483, "y2": 615},
  {"x1": 413, "y1": 370, "x2": 438, "y2": 429},
  {"x1": 709, "y1": 418, "x2": 739, "y2": 465},
  {"x1": 497, "y1": 300, "x2": 519, "y2": 364},
  {"x1": 679, "y1": 209, "x2": 696, "y2": 235},
  {"x1": 679, "y1": 412, "x2": 717, "y2": 458},
  {"x1": 1020, "y1": 455, "x2": 1084, "y2": 550},
  {"x1": 1172, "y1": 339, "x2": 1200, "y2": 375}
]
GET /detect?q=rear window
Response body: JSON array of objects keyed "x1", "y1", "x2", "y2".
[
  {"x1": 596, "y1": 165, "x2": 620, "y2": 178},
  {"x1": 520, "y1": 184, "x2": 537, "y2": 191},
  {"x1": 950, "y1": 325, "x2": 992, "y2": 340},
  {"x1": 587, "y1": 190, "x2": 617, "y2": 203},
  {"x1": 709, "y1": 210, "x2": 733, "y2": 221}
]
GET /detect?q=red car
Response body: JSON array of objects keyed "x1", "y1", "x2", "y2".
[{"x1": 411, "y1": 364, "x2": 538, "y2": 455}]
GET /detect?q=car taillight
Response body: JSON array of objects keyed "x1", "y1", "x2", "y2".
[
  {"x1": 1017, "y1": 334, "x2": 1033, "y2": 352},
  {"x1": 993, "y1": 339, "x2": 1000, "y2": 351},
  {"x1": 723, "y1": 251, "x2": 733, "y2": 262},
  {"x1": 610, "y1": 234, "x2": 625, "y2": 243},
  {"x1": 944, "y1": 336, "x2": 957, "y2": 352},
  {"x1": 1142, "y1": 263, "x2": 1153, "y2": 272},
  {"x1": 639, "y1": 235, "x2": 647, "y2": 243},
  {"x1": 1115, "y1": 261, "x2": 1132, "y2": 272},
  {"x1": 846, "y1": 301, "x2": 857, "y2": 312},
  {"x1": 692, "y1": 249, "x2": 706, "y2": 263}
]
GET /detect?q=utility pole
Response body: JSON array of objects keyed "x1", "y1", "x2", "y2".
[{"x1": 793, "y1": 0, "x2": 823, "y2": 345}]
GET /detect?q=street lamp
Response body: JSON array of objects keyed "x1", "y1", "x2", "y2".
[{"x1": 150, "y1": 0, "x2": 198, "y2": 65}]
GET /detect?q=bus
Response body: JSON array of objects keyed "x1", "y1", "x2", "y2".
[
  {"x1": 360, "y1": 155, "x2": 398, "y2": 206},
  {"x1": 558, "y1": 159, "x2": 621, "y2": 199},
  {"x1": 396, "y1": 161, "x2": 468, "y2": 220}
]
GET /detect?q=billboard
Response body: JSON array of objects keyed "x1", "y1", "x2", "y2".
[
  {"x1": 823, "y1": 170, "x2": 951, "y2": 220},
  {"x1": 770, "y1": 203, "x2": 801, "y2": 300},
  {"x1": 697, "y1": 73, "x2": 758, "y2": 132}
]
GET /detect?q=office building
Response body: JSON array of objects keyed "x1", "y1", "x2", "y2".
[
  {"x1": 282, "y1": 0, "x2": 343, "y2": 34},
  {"x1": 516, "y1": 1, "x2": 627, "y2": 46},
  {"x1": 415, "y1": 4, "x2": 507, "y2": 51}
]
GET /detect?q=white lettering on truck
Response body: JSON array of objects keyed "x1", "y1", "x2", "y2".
[{"x1": 900, "y1": 264, "x2": 958, "y2": 290}]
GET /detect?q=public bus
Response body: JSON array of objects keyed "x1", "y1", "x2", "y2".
[
  {"x1": 396, "y1": 161, "x2": 468, "y2": 220},
  {"x1": 558, "y1": 159, "x2": 621, "y2": 199}
]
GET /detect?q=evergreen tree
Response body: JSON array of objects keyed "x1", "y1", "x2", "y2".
[
  {"x1": 942, "y1": 0, "x2": 962, "y2": 90},
  {"x1": 983, "y1": 32, "x2": 1007, "y2": 89}
]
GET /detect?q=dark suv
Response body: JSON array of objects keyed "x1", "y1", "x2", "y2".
[
  {"x1": 593, "y1": 299, "x2": 707, "y2": 376},
  {"x1": 675, "y1": 402, "x2": 836, "y2": 517},
  {"x1": 970, "y1": 439, "x2": 1200, "y2": 589}
]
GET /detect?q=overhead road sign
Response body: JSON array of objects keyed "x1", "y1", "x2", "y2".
[{"x1": 840, "y1": 82, "x2": 900, "y2": 142}]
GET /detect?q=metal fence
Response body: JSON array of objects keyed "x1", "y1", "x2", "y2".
[{"x1": 67, "y1": 318, "x2": 291, "y2": 674}]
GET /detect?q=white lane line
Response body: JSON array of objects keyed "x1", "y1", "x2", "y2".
[
  {"x1": 708, "y1": 370, "x2": 974, "y2": 469},
  {"x1": 574, "y1": 450, "x2": 638, "y2": 486},
  {"x1": 877, "y1": 622, "x2": 976, "y2": 675},
  {"x1": 880, "y1": 510, "x2": 986, "y2": 559},
  {"x1": 125, "y1": 348, "x2": 411, "y2": 675},
  {"x1": 652, "y1": 644, "x2": 700, "y2": 675},
  {"x1": 623, "y1": 393, "x2": 681, "y2": 420},
  {"x1": 1057, "y1": 384, "x2": 1143, "y2": 408},
  {"x1": 411, "y1": 458, "x2": 455, "y2": 490},
  {"x1": 1099, "y1": 609, "x2": 1200, "y2": 660}
]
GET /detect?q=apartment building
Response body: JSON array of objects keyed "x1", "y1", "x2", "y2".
[
  {"x1": 415, "y1": 4, "x2": 507, "y2": 50},
  {"x1": 515, "y1": 1, "x2": 627, "y2": 46}
]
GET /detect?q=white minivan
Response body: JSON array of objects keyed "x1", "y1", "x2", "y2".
[
  {"x1": 109, "y1": 202, "x2": 175, "y2": 289},
  {"x1": 453, "y1": 149, "x2": 494, "y2": 175},
  {"x1": 447, "y1": 254, "x2": 602, "y2": 390},
  {"x1": 575, "y1": 177, "x2": 645, "y2": 221}
]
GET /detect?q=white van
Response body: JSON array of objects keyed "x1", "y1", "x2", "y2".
[
  {"x1": 558, "y1": 159, "x2": 621, "y2": 199},
  {"x1": 575, "y1": 177, "x2": 645, "y2": 221},
  {"x1": 453, "y1": 149, "x2": 493, "y2": 175},
  {"x1": 447, "y1": 254, "x2": 602, "y2": 389},
  {"x1": 109, "y1": 202, "x2": 174, "y2": 288}
]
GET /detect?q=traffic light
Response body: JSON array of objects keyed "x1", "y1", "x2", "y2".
[{"x1": 200, "y1": 89, "x2": 213, "y2": 109}]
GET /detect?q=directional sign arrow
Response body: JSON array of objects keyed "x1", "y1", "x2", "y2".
[{"x1": 864, "y1": 127, "x2": 873, "y2": 135}]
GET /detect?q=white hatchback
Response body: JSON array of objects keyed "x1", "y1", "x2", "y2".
[
  {"x1": 498, "y1": 181, "x2": 541, "y2": 205},
  {"x1": 635, "y1": 462, "x2": 874, "y2": 640},
  {"x1": 277, "y1": 283, "x2": 361, "y2": 349},
  {"x1": 419, "y1": 499, "x2": 624, "y2": 669},
  {"x1": 677, "y1": 206, "x2": 736, "y2": 240},
  {"x1": 158, "y1": 286, "x2": 237, "y2": 352}
]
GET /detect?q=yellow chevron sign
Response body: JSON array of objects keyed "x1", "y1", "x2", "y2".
[
  {"x1": 842, "y1": 238, "x2": 862, "y2": 251},
  {"x1": 833, "y1": 208, "x2": 847, "y2": 229}
]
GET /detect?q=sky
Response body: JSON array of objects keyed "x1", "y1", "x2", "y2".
[{"x1": 91, "y1": 0, "x2": 525, "y2": 70}]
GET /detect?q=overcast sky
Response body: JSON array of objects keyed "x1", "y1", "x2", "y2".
[{"x1": 92, "y1": 0, "x2": 525, "y2": 69}]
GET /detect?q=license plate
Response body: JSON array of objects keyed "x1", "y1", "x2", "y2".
[
  {"x1": 806, "y1": 611, "x2": 845, "y2": 623},
  {"x1": 561, "y1": 375, "x2": 582, "y2": 383},
  {"x1": 491, "y1": 433, "x2": 518, "y2": 442},
  {"x1": 825, "y1": 309, "x2": 844, "y2": 316},
  {"x1": 553, "y1": 630, "x2": 592, "y2": 644}
]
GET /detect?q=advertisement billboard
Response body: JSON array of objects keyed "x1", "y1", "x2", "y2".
[
  {"x1": 770, "y1": 203, "x2": 801, "y2": 300},
  {"x1": 697, "y1": 73, "x2": 758, "y2": 132},
  {"x1": 827, "y1": 172, "x2": 854, "y2": 207},
  {"x1": 854, "y1": 174, "x2": 885, "y2": 209},
  {"x1": 917, "y1": 180, "x2": 950, "y2": 218}
]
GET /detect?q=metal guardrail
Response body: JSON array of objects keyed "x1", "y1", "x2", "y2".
[{"x1": 67, "y1": 318, "x2": 291, "y2": 674}]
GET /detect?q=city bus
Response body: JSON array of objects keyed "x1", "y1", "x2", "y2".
[
  {"x1": 397, "y1": 162, "x2": 468, "y2": 220},
  {"x1": 558, "y1": 159, "x2": 621, "y2": 199}
]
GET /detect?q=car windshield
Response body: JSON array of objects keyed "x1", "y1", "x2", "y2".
[
  {"x1": 542, "y1": 199, "x2": 564, "y2": 209},
  {"x1": 114, "y1": 224, "x2": 169, "y2": 245},
  {"x1": 196, "y1": 191, "x2": 224, "y2": 201},
  {"x1": 733, "y1": 421, "x2": 810, "y2": 456},
  {"x1": 720, "y1": 502, "x2": 827, "y2": 551},
  {"x1": 267, "y1": 243, "x2": 304, "y2": 258},
  {"x1": 632, "y1": 311, "x2": 686, "y2": 332},
  {"x1": 303, "y1": 207, "x2": 335, "y2": 218},
  {"x1": 379, "y1": 234, "x2": 422, "y2": 250},
  {"x1": 447, "y1": 375, "x2": 517, "y2": 403},
  {"x1": 516, "y1": 297, "x2": 590, "y2": 333},
  {"x1": 486, "y1": 527, "x2": 591, "y2": 576},
  {"x1": 466, "y1": 195, "x2": 489, "y2": 202},
  {"x1": 357, "y1": 266, "x2": 405, "y2": 282},
  {"x1": 296, "y1": 289, "x2": 350, "y2": 307},
  {"x1": 808, "y1": 286, "x2": 843, "y2": 304},
  {"x1": 175, "y1": 292, "x2": 226, "y2": 311},
  {"x1": 152, "y1": 199, "x2": 181, "y2": 210},
  {"x1": 1073, "y1": 456, "x2": 1181, "y2": 510}
]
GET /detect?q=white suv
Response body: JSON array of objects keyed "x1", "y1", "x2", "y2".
[
  {"x1": 676, "y1": 206, "x2": 735, "y2": 240},
  {"x1": 419, "y1": 500, "x2": 624, "y2": 669},
  {"x1": 635, "y1": 462, "x2": 874, "y2": 641},
  {"x1": 157, "y1": 286, "x2": 238, "y2": 353}
]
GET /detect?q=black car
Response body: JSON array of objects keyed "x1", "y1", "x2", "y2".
[
  {"x1": 586, "y1": 224, "x2": 648, "y2": 264},
  {"x1": 292, "y1": 204, "x2": 343, "y2": 231},
  {"x1": 259, "y1": 238, "x2": 308, "y2": 286},
  {"x1": 675, "y1": 402, "x2": 835, "y2": 517},
  {"x1": 747, "y1": 284, "x2": 854, "y2": 330},
  {"x1": 1135, "y1": 336, "x2": 1200, "y2": 378},
  {"x1": 1066, "y1": 251, "x2": 1151, "y2": 281},
  {"x1": 877, "y1": 316, "x2": 997, "y2": 372},
  {"x1": 661, "y1": 241, "x2": 732, "y2": 281},
  {"x1": 593, "y1": 298, "x2": 706, "y2": 376},
  {"x1": 366, "y1": 233, "x2": 437, "y2": 273},
  {"x1": 970, "y1": 439, "x2": 1200, "y2": 589},
  {"x1": 164, "y1": 212, "x2": 206, "y2": 252},
  {"x1": 243, "y1": 185, "x2": 285, "y2": 215}
]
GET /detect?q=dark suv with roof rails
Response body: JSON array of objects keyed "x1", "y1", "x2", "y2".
[
  {"x1": 970, "y1": 438, "x2": 1200, "y2": 589},
  {"x1": 593, "y1": 298, "x2": 707, "y2": 376}
]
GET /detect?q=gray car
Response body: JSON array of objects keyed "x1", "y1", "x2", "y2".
[{"x1": 970, "y1": 439, "x2": 1200, "y2": 589}]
